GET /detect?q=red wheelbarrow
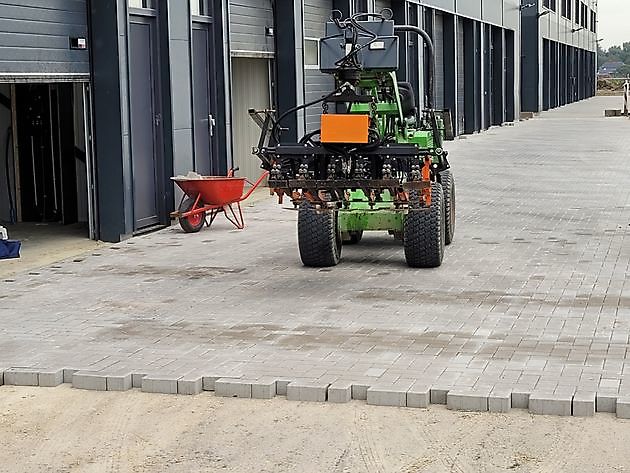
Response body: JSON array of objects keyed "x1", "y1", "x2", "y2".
[{"x1": 170, "y1": 169, "x2": 269, "y2": 233}]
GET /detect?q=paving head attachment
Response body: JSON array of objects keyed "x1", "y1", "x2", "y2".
[{"x1": 250, "y1": 9, "x2": 456, "y2": 268}]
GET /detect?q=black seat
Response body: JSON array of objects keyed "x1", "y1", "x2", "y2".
[{"x1": 397, "y1": 82, "x2": 417, "y2": 118}]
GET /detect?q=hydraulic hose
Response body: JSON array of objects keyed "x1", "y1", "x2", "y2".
[
  {"x1": 4, "y1": 126, "x2": 16, "y2": 224},
  {"x1": 393, "y1": 25, "x2": 435, "y2": 110}
]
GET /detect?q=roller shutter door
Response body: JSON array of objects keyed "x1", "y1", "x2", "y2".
[
  {"x1": 0, "y1": 0, "x2": 89, "y2": 81},
  {"x1": 229, "y1": 0, "x2": 274, "y2": 56},
  {"x1": 433, "y1": 12, "x2": 445, "y2": 110}
]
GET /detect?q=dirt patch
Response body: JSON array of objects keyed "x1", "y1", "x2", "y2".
[{"x1": 0, "y1": 385, "x2": 628, "y2": 473}]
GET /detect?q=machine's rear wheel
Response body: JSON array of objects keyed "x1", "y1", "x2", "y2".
[
  {"x1": 440, "y1": 170, "x2": 456, "y2": 245},
  {"x1": 342, "y1": 231, "x2": 363, "y2": 245},
  {"x1": 179, "y1": 197, "x2": 206, "y2": 233},
  {"x1": 404, "y1": 183, "x2": 445, "y2": 268},
  {"x1": 298, "y1": 202, "x2": 342, "y2": 267}
]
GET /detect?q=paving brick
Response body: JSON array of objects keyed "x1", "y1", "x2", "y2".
[
  {"x1": 447, "y1": 390, "x2": 489, "y2": 412},
  {"x1": 202, "y1": 375, "x2": 240, "y2": 392},
  {"x1": 529, "y1": 392, "x2": 573, "y2": 416},
  {"x1": 488, "y1": 389, "x2": 512, "y2": 413},
  {"x1": 107, "y1": 373, "x2": 133, "y2": 392},
  {"x1": 367, "y1": 386, "x2": 407, "y2": 407},
  {"x1": 251, "y1": 379, "x2": 277, "y2": 399},
  {"x1": 511, "y1": 390, "x2": 531, "y2": 409},
  {"x1": 4, "y1": 368, "x2": 39, "y2": 387},
  {"x1": 616, "y1": 397, "x2": 630, "y2": 419},
  {"x1": 286, "y1": 382, "x2": 329, "y2": 402},
  {"x1": 178, "y1": 376, "x2": 203, "y2": 395},
  {"x1": 132, "y1": 373, "x2": 147, "y2": 389},
  {"x1": 430, "y1": 387, "x2": 450, "y2": 405},
  {"x1": 406, "y1": 384, "x2": 430, "y2": 409},
  {"x1": 351, "y1": 384, "x2": 370, "y2": 401},
  {"x1": 215, "y1": 379, "x2": 252, "y2": 398},
  {"x1": 572, "y1": 392, "x2": 595, "y2": 417},
  {"x1": 141, "y1": 375, "x2": 181, "y2": 394},
  {"x1": 38, "y1": 369, "x2": 64, "y2": 387},
  {"x1": 275, "y1": 380, "x2": 292, "y2": 396},
  {"x1": 596, "y1": 393, "x2": 618, "y2": 413},
  {"x1": 72, "y1": 371, "x2": 107, "y2": 391},
  {"x1": 327, "y1": 382, "x2": 352, "y2": 403}
]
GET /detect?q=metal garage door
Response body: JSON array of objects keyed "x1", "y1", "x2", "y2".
[
  {"x1": 456, "y1": 18, "x2": 464, "y2": 135},
  {"x1": 433, "y1": 12, "x2": 445, "y2": 110},
  {"x1": 0, "y1": 0, "x2": 89, "y2": 81},
  {"x1": 304, "y1": 0, "x2": 334, "y2": 133},
  {"x1": 231, "y1": 58, "x2": 270, "y2": 181},
  {"x1": 229, "y1": 0, "x2": 274, "y2": 56}
]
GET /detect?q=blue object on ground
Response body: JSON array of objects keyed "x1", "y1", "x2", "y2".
[{"x1": 0, "y1": 239, "x2": 21, "y2": 259}]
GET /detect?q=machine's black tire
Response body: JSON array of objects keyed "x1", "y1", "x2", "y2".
[
  {"x1": 404, "y1": 183, "x2": 445, "y2": 268},
  {"x1": 298, "y1": 202, "x2": 342, "y2": 267},
  {"x1": 179, "y1": 197, "x2": 206, "y2": 233},
  {"x1": 342, "y1": 231, "x2": 363, "y2": 245},
  {"x1": 440, "y1": 170, "x2": 456, "y2": 245}
]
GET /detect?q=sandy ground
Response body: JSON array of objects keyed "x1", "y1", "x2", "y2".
[{"x1": 0, "y1": 386, "x2": 628, "y2": 473}]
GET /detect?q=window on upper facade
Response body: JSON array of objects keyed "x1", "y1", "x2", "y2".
[
  {"x1": 191, "y1": 0, "x2": 210, "y2": 16},
  {"x1": 590, "y1": 10, "x2": 597, "y2": 33},
  {"x1": 543, "y1": 0, "x2": 557, "y2": 11},
  {"x1": 561, "y1": 0, "x2": 571, "y2": 19},
  {"x1": 304, "y1": 39, "x2": 319, "y2": 68},
  {"x1": 129, "y1": 0, "x2": 155, "y2": 9},
  {"x1": 574, "y1": 0, "x2": 580, "y2": 23}
]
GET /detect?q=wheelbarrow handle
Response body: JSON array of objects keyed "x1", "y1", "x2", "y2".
[{"x1": 240, "y1": 171, "x2": 270, "y2": 202}]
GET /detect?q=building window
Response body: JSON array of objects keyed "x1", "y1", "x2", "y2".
[
  {"x1": 304, "y1": 38, "x2": 319, "y2": 69},
  {"x1": 561, "y1": 0, "x2": 571, "y2": 19},
  {"x1": 581, "y1": 3, "x2": 588, "y2": 27},
  {"x1": 543, "y1": 0, "x2": 556, "y2": 11},
  {"x1": 574, "y1": 0, "x2": 580, "y2": 23},
  {"x1": 191, "y1": 0, "x2": 210, "y2": 16},
  {"x1": 590, "y1": 10, "x2": 597, "y2": 33},
  {"x1": 129, "y1": 0, "x2": 155, "y2": 9}
]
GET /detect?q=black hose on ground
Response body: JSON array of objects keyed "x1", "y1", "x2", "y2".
[{"x1": 4, "y1": 126, "x2": 16, "y2": 224}]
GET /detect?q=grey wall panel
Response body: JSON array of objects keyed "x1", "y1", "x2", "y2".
[
  {"x1": 422, "y1": 0, "x2": 455, "y2": 14},
  {"x1": 456, "y1": 18, "x2": 464, "y2": 134},
  {"x1": 0, "y1": 0, "x2": 89, "y2": 76},
  {"x1": 502, "y1": 0, "x2": 519, "y2": 30},
  {"x1": 457, "y1": 0, "x2": 481, "y2": 20},
  {"x1": 482, "y1": 0, "x2": 502, "y2": 25},
  {"x1": 229, "y1": 0, "x2": 274, "y2": 54},
  {"x1": 304, "y1": 0, "x2": 334, "y2": 133}
]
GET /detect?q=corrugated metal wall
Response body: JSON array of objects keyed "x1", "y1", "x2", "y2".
[
  {"x1": 303, "y1": 0, "x2": 334, "y2": 133},
  {"x1": 229, "y1": 0, "x2": 274, "y2": 55},
  {"x1": 0, "y1": 0, "x2": 89, "y2": 77}
]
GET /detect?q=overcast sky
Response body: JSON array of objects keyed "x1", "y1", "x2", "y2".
[{"x1": 598, "y1": 0, "x2": 629, "y2": 49}]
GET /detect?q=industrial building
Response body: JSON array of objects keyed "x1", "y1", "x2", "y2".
[{"x1": 0, "y1": 0, "x2": 597, "y2": 243}]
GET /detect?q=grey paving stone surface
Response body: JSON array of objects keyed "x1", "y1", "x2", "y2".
[{"x1": 1, "y1": 98, "x2": 630, "y2": 416}]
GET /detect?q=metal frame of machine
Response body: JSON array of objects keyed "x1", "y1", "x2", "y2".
[{"x1": 250, "y1": 9, "x2": 456, "y2": 268}]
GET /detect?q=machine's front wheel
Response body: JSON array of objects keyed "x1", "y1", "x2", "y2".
[
  {"x1": 342, "y1": 231, "x2": 363, "y2": 245},
  {"x1": 404, "y1": 183, "x2": 445, "y2": 268},
  {"x1": 440, "y1": 170, "x2": 456, "y2": 245},
  {"x1": 298, "y1": 202, "x2": 342, "y2": 267},
  {"x1": 179, "y1": 197, "x2": 206, "y2": 233}
]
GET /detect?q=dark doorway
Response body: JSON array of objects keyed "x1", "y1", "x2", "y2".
[
  {"x1": 192, "y1": 23, "x2": 216, "y2": 176},
  {"x1": 129, "y1": 17, "x2": 163, "y2": 231},
  {"x1": 15, "y1": 83, "x2": 84, "y2": 225}
]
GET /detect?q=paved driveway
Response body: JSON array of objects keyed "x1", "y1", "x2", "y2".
[{"x1": 2, "y1": 97, "x2": 629, "y2": 415}]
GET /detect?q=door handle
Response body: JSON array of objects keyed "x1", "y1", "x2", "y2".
[
  {"x1": 154, "y1": 113, "x2": 162, "y2": 127},
  {"x1": 209, "y1": 114, "x2": 216, "y2": 137}
]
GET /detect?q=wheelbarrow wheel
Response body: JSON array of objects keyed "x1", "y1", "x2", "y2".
[{"x1": 179, "y1": 197, "x2": 206, "y2": 233}]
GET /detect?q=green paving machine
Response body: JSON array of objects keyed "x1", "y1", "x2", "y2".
[{"x1": 250, "y1": 9, "x2": 455, "y2": 268}]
